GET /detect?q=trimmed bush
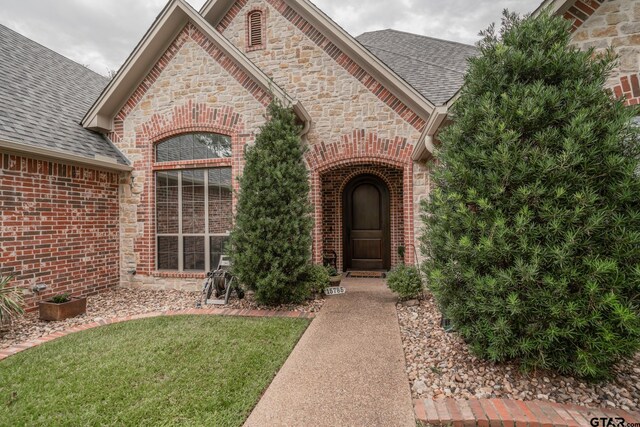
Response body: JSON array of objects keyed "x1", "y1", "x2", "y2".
[
  {"x1": 304, "y1": 264, "x2": 330, "y2": 295},
  {"x1": 421, "y1": 11, "x2": 640, "y2": 378},
  {"x1": 229, "y1": 100, "x2": 314, "y2": 305},
  {"x1": 387, "y1": 265, "x2": 423, "y2": 299}
]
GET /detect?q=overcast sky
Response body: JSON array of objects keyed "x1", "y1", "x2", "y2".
[{"x1": 0, "y1": 0, "x2": 540, "y2": 76}]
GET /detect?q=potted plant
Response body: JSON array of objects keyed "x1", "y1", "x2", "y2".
[
  {"x1": 39, "y1": 293, "x2": 87, "y2": 321},
  {"x1": 325, "y1": 265, "x2": 342, "y2": 286},
  {"x1": 0, "y1": 275, "x2": 24, "y2": 328}
]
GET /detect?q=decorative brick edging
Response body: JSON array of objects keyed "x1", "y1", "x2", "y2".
[
  {"x1": 0, "y1": 308, "x2": 314, "y2": 361},
  {"x1": 415, "y1": 398, "x2": 640, "y2": 426}
]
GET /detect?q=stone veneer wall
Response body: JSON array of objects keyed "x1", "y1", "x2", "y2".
[
  {"x1": 112, "y1": 0, "x2": 437, "y2": 288},
  {"x1": 0, "y1": 152, "x2": 120, "y2": 310},
  {"x1": 569, "y1": 0, "x2": 640, "y2": 104},
  {"x1": 112, "y1": 24, "x2": 268, "y2": 290},
  {"x1": 219, "y1": 0, "x2": 427, "y2": 265}
]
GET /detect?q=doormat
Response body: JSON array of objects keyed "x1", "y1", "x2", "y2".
[{"x1": 346, "y1": 271, "x2": 386, "y2": 278}]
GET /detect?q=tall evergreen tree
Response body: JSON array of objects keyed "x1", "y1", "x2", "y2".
[
  {"x1": 421, "y1": 11, "x2": 640, "y2": 378},
  {"x1": 229, "y1": 100, "x2": 313, "y2": 305}
]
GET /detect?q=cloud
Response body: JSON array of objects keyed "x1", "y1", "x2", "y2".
[{"x1": 0, "y1": 0, "x2": 540, "y2": 76}]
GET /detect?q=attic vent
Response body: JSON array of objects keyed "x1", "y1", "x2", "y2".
[{"x1": 247, "y1": 10, "x2": 264, "y2": 49}]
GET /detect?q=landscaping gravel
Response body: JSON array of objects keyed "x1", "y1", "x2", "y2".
[
  {"x1": 397, "y1": 293, "x2": 640, "y2": 412},
  {"x1": 1, "y1": 287, "x2": 323, "y2": 350}
]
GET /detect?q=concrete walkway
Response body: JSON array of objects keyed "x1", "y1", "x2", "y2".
[{"x1": 244, "y1": 278, "x2": 415, "y2": 427}]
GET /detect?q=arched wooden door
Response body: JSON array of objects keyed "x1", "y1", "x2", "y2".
[{"x1": 343, "y1": 175, "x2": 391, "y2": 270}]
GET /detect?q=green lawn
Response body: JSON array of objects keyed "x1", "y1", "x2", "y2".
[{"x1": 0, "y1": 315, "x2": 309, "y2": 426}]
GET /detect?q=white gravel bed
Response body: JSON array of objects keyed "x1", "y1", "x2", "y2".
[
  {"x1": 1, "y1": 287, "x2": 323, "y2": 350},
  {"x1": 398, "y1": 293, "x2": 640, "y2": 412}
]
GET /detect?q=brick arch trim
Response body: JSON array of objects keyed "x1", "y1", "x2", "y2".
[
  {"x1": 337, "y1": 167, "x2": 398, "y2": 198},
  {"x1": 306, "y1": 130, "x2": 413, "y2": 173},
  {"x1": 139, "y1": 103, "x2": 246, "y2": 144}
]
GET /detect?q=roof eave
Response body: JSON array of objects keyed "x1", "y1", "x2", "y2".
[
  {"x1": 0, "y1": 138, "x2": 133, "y2": 172},
  {"x1": 83, "y1": 0, "x2": 308, "y2": 133},
  {"x1": 532, "y1": 0, "x2": 573, "y2": 17},
  {"x1": 412, "y1": 106, "x2": 448, "y2": 161}
]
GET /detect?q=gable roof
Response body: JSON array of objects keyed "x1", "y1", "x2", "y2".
[
  {"x1": 356, "y1": 29, "x2": 478, "y2": 106},
  {"x1": 200, "y1": 0, "x2": 436, "y2": 118},
  {"x1": 0, "y1": 24, "x2": 130, "y2": 169},
  {"x1": 83, "y1": 0, "x2": 310, "y2": 134}
]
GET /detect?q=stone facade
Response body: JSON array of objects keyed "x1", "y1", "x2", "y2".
[
  {"x1": 569, "y1": 0, "x2": 640, "y2": 104},
  {"x1": 112, "y1": 23, "x2": 269, "y2": 290},
  {"x1": 219, "y1": 0, "x2": 426, "y2": 267},
  {"x1": 108, "y1": 0, "x2": 433, "y2": 290},
  {"x1": 0, "y1": 153, "x2": 120, "y2": 310}
]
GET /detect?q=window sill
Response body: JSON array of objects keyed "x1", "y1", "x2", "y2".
[{"x1": 152, "y1": 271, "x2": 206, "y2": 279}]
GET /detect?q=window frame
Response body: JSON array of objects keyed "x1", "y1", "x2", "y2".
[
  {"x1": 153, "y1": 132, "x2": 234, "y2": 274},
  {"x1": 155, "y1": 168, "x2": 232, "y2": 272}
]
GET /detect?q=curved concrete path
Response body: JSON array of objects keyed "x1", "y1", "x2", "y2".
[{"x1": 244, "y1": 278, "x2": 415, "y2": 427}]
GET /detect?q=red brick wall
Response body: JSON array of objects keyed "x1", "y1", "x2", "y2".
[
  {"x1": 0, "y1": 153, "x2": 120, "y2": 311},
  {"x1": 563, "y1": 0, "x2": 604, "y2": 32},
  {"x1": 307, "y1": 130, "x2": 416, "y2": 268},
  {"x1": 613, "y1": 73, "x2": 640, "y2": 105}
]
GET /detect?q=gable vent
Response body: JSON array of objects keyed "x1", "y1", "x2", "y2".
[{"x1": 248, "y1": 11, "x2": 263, "y2": 48}]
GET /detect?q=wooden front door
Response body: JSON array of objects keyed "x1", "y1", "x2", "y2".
[{"x1": 343, "y1": 175, "x2": 390, "y2": 270}]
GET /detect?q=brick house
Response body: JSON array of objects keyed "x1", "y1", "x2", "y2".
[{"x1": 1, "y1": 0, "x2": 638, "y2": 309}]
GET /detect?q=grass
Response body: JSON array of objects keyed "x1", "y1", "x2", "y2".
[{"x1": 0, "y1": 315, "x2": 309, "y2": 426}]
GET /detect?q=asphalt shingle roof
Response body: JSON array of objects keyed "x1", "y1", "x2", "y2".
[
  {"x1": 0, "y1": 24, "x2": 128, "y2": 165},
  {"x1": 356, "y1": 29, "x2": 478, "y2": 106}
]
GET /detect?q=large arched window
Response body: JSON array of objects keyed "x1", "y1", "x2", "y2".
[
  {"x1": 156, "y1": 133, "x2": 231, "y2": 162},
  {"x1": 155, "y1": 133, "x2": 232, "y2": 272}
]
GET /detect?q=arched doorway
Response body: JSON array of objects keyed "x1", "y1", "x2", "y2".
[{"x1": 342, "y1": 174, "x2": 391, "y2": 270}]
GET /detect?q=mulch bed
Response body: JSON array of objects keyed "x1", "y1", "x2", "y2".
[
  {"x1": 0, "y1": 287, "x2": 323, "y2": 350},
  {"x1": 397, "y1": 293, "x2": 640, "y2": 412}
]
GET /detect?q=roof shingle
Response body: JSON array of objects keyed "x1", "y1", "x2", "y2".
[
  {"x1": 356, "y1": 29, "x2": 478, "y2": 106},
  {"x1": 0, "y1": 24, "x2": 128, "y2": 165}
]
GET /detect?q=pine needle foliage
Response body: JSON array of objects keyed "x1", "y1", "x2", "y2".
[
  {"x1": 421, "y1": 11, "x2": 640, "y2": 378},
  {"x1": 229, "y1": 100, "x2": 314, "y2": 305}
]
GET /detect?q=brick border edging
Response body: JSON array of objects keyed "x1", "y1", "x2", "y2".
[
  {"x1": 0, "y1": 308, "x2": 315, "y2": 361},
  {"x1": 415, "y1": 398, "x2": 640, "y2": 427}
]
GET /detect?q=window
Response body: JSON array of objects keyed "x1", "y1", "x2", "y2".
[
  {"x1": 247, "y1": 10, "x2": 264, "y2": 49},
  {"x1": 155, "y1": 133, "x2": 232, "y2": 272},
  {"x1": 156, "y1": 133, "x2": 231, "y2": 162}
]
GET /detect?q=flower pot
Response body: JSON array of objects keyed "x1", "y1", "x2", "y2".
[
  {"x1": 39, "y1": 297, "x2": 87, "y2": 321},
  {"x1": 329, "y1": 274, "x2": 342, "y2": 286}
]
